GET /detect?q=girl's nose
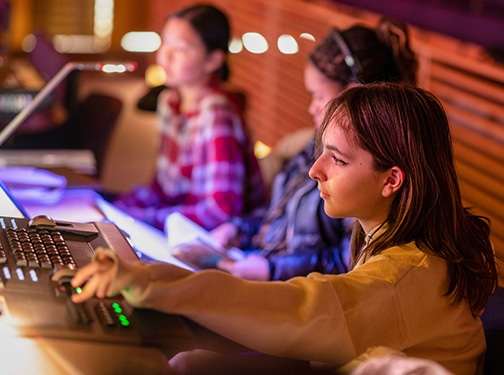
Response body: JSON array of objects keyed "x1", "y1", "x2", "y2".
[{"x1": 309, "y1": 156, "x2": 324, "y2": 182}]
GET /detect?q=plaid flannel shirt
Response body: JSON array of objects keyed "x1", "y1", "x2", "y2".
[{"x1": 115, "y1": 87, "x2": 265, "y2": 231}]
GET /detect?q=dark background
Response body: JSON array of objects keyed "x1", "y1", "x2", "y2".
[{"x1": 332, "y1": 0, "x2": 504, "y2": 54}]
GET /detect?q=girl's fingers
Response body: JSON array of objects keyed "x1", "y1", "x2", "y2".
[
  {"x1": 71, "y1": 254, "x2": 114, "y2": 287},
  {"x1": 71, "y1": 272, "x2": 111, "y2": 303},
  {"x1": 70, "y1": 253, "x2": 115, "y2": 303},
  {"x1": 70, "y1": 261, "x2": 100, "y2": 288}
]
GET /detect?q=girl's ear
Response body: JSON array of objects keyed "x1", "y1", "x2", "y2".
[
  {"x1": 205, "y1": 49, "x2": 226, "y2": 75},
  {"x1": 382, "y1": 166, "x2": 405, "y2": 198}
]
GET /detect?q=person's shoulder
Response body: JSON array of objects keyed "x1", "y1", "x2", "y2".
[
  {"x1": 356, "y1": 242, "x2": 445, "y2": 284},
  {"x1": 199, "y1": 89, "x2": 245, "y2": 132},
  {"x1": 379, "y1": 242, "x2": 427, "y2": 264},
  {"x1": 373, "y1": 242, "x2": 445, "y2": 270},
  {"x1": 200, "y1": 87, "x2": 234, "y2": 109}
]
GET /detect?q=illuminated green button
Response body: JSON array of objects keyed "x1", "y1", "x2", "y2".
[
  {"x1": 118, "y1": 314, "x2": 130, "y2": 327},
  {"x1": 112, "y1": 302, "x2": 122, "y2": 313}
]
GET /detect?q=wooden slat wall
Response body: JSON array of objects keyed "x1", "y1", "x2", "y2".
[
  {"x1": 149, "y1": 0, "x2": 504, "y2": 282},
  {"x1": 417, "y1": 51, "x2": 504, "y2": 281}
]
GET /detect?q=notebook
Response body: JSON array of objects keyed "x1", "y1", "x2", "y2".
[
  {"x1": 165, "y1": 212, "x2": 245, "y2": 270},
  {"x1": 94, "y1": 199, "x2": 244, "y2": 270}
]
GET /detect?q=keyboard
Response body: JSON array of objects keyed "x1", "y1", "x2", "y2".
[{"x1": 0, "y1": 216, "x2": 191, "y2": 345}]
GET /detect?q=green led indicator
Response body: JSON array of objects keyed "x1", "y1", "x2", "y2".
[
  {"x1": 118, "y1": 314, "x2": 130, "y2": 326},
  {"x1": 112, "y1": 302, "x2": 122, "y2": 313}
]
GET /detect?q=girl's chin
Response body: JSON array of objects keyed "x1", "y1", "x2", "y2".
[
  {"x1": 323, "y1": 204, "x2": 345, "y2": 219},
  {"x1": 323, "y1": 206, "x2": 337, "y2": 218}
]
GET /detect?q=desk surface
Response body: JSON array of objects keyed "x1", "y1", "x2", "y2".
[
  {"x1": 0, "y1": 149, "x2": 97, "y2": 176},
  {"x1": 45, "y1": 166, "x2": 101, "y2": 189},
  {"x1": 23, "y1": 187, "x2": 104, "y2": 223},
  {"x1": 0, "y1": 322, "x2": 312, "y2": 375}
]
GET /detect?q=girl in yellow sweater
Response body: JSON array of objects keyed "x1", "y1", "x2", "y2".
[{"x1": 71, "y1": 82, "x2": 497, "y2": 375}]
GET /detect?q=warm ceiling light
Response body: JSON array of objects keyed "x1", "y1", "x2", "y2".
[
  {"x1": 242, "y1": 32, "x2": 268, "y2": 54},
  {"x1": 277, "y1": 34, "x2": 298, "y2": 54},
  {"x1": 121, "y1": 32, "x2": 161, "y2": 53}
]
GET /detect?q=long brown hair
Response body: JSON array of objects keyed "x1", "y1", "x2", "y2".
[{"x1": 316, "y1": 82, "x2": 497, "y2": 315}]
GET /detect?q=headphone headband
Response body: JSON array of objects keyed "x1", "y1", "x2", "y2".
[{"x1": 331, "y1": 28, "x2": 362, "y2": 83}]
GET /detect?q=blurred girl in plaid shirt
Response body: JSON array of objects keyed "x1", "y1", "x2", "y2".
[{"x1": 114, "y1": 4, "x2": 266, "y2": 231}]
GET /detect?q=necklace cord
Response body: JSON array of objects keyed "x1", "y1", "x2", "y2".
[{"x1": 365, "y1": 221, "x2": 386, "y2": 245}]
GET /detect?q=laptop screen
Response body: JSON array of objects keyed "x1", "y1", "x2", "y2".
[{"x1": 0, "y1": 180, "x2": 28, "y2": 218}]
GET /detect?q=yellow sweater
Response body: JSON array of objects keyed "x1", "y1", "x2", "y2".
[{"x1": 98, "y1": 242, "x2": 484, "y2": 375}]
